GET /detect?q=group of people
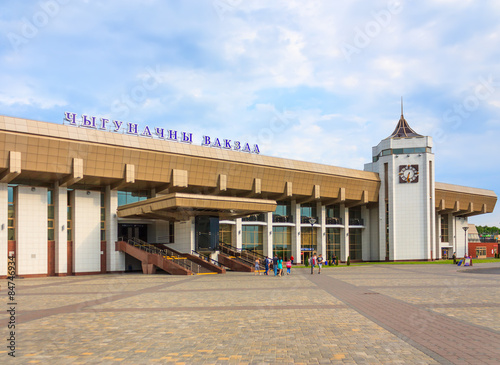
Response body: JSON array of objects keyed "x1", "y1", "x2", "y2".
[
  {"x1": 255, "y1": 255, "x2": 293, "y2": 276},
  {"x1": 308, "y1": 253, "x2": 324, "y2": 274}
]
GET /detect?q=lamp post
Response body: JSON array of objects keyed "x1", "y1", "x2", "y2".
[
  {"x1": 308, "y1": 218, "x2": 316, "y2": 259},
  {"x1": 463, "y1": 226, "x2": 469, "y2": 258}
]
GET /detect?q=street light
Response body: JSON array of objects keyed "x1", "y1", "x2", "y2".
[{"x1": 462, "y1": 226, "x2": 469, "y2": 258}]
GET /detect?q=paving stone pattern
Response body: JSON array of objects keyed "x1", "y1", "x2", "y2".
[{"x1": 1, "y1": 263, "x2": 499, "y2": 364}]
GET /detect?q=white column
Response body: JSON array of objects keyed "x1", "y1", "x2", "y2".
[
  {"x1": 73, "y1": 190, "x2": 100, "y2": 274},
  {"x1": 435, "y1": 214, "x2": 441, "y2": 260},
  {"x1": 105, "y1": 186, "x2": 123, "y2": 272},
  {"x1": 54, "y1": 183, "x2": 68, "y2": 274},
  {"x1": 340, "y1": 204, "x2": 349, "y2": 262},
  {"x1": 263, "y1": 212, "x2": 273, "y2": 257},
  {"x1": 292, "y1": 200, "x2": 301, "y2": 263},
  {"x1": 235, "y1": 218, "x2": 242, "y2": 249},
  {"x1": 0, "y1": 183, "x2": 7, "y2": 276},
  {"x1": 17, "y1": 186, "x2": 48, "y2": 275},
  {"x1": 318, "y1": 202, "x2": 326, "y2": 256},
  {"x1": 361, "y1": 206, "x2": 370, "y2": 261}
]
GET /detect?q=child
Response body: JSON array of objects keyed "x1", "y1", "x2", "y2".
[{"x1": 286, "y1": 259, "x2": 292, "y2": 275}]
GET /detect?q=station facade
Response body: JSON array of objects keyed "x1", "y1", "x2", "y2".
[{"x1": 0, "y1": 112, "x2": 496, "y2": 277}]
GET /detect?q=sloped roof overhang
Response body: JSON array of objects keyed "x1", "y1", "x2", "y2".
[{"x1": 117, "y1": 193, "x2": 277, "y2": 221}]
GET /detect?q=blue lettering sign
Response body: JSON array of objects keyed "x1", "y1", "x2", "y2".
[
  {"x1": 253, "y1": 144, "x2": 260, "y2": 154},
  {"x1": 212, "y1": 138, "x2": 222, "y2": 148},
  {"x1": 233, "y1": 141, "x2": 241, "y2": 150},
  {"x1": 112, "y1": 120, "x2": 123, "y2": 132},
  {"x1": 127, "y1": 123, "x2": 138, "y2": 134},
  {"x1": 202, "y1": 136, "x2": 211, "y2": 146},
  {"x1": 181, "y1": 132, "x2": 192, "y2": 143},
  {"x1": 242, "y1": 143, "x2": 251, "y2": 152},
  {"x1": 167, "y1": 130, "x2": 177, "y2": 141},
  {"x1": 154, "y1": 128, "x2": 165, "y2": 138},
  {"x1": 223, "y1": 139, "x2": 231, "y2": 149},
  {"x1": 142, "y1": 125, "x2": 153, "y2": 137},
  {"x1": 82, "y1": 115, "x2": 96, "y2": 128},
  {"x1": 64, "y1": 112, "x2": 77, "y2": 125},
  {"x1": 99, "y1": 118, "x2": 109, "y2": 130}
]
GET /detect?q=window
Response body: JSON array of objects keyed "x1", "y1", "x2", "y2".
[
  {"x1": 349, "y1": 228, "x2": 362, "y2": 260},
  {"x1": 326, "y1": 228, "x2": 340, "y2": 260},
  {"x1": 48, "y1": 189, "x2": 55, "y2": 241},
  {"x1": 476, "y1": 246, "x2": 486, "y2": 257},
  {"x1": 242, "y1": 226, "x2": 263, "y2": 255},
  {"x1": 273, "y1": 226, "x2": 291, "y2": 259},
  {"x1": 117, "y1": 190, "x2": 150, "y2": 206},
  {"x1": 8, "y1": 186, "x2": 15, "y2": 241},
  {"x1": 300, "y1": 202, "x2": 317, "y2": 222},
  {"x1": 219, "y1": 224, "x2": 232, "y2": 245},
  {"x1": 440, "y1": 215, "x2": 449, "y2": 242},
  {"x1": 100, "y1": 192, "x2": 106, "y2": 241},
  {"x1": 301, "y1": 227, "x2": 317, "y2": 252}
]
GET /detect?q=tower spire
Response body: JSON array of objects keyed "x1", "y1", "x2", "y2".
[{"x1": 386, "y1": 99, "x2": 423, "y2": 139}]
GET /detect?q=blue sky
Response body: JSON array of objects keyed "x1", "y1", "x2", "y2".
[{"x1": 1, "y1": 0, "x2": 499, "y2": 226}]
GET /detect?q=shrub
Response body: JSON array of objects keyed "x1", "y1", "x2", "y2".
[{"x1": 347, "y1": 256, "x2": 351, "y2": 266}]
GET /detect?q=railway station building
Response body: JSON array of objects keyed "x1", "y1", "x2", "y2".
[{"x1": 0, "y1": 111, "x2": 496, "y2": 277}]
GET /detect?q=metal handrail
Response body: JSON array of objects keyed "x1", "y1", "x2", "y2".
[
  {"x1": 127, "y1": 237, "x2": 203, "y2": 274},
  {"x1": 191, "y1": 250, "x2": 229, "y2": 269},
  {"x1": 219, "y1": 242, "x2": 264, "y2": 266}
]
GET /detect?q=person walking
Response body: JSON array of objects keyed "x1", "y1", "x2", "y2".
[
  {"x1": 273, "y1": 254, "x2": 278, "y2": 276},
  {"x1": 277, "y1": 257, "x2": 283, "y2": 276},
  {"x1": 254, "y1": 258, "x2": 261, "y2": 275},
  {"x1": 290, "y1": 255, "x2": 294, "y2": 265},
  {"x1": 310, "y1": 253, "x2": 316, "y2": 274},
  {"x1": 264, "y1": 256, "x2": 270, "y2": 275},
  {"x1": 286, "y1": 259, "x2": 292, "y2": 275},
  {"x1": 317, "y1": 254, "x2": 323, "y2": 274}
]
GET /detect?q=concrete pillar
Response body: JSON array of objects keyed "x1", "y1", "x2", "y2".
[
  {"x1": 361, "y1": 206, "x2": 370, "y2": 261},
  {"x1": 54, "y1": 183, "x2": 68, "y2": 275},
  {"x1": 235, "y1": 218, "x2": 242, "y2": 250},
  {"x1": 291, "y1": 200, "x2": 301, "y2": 263},
  {"x1": 340, "y1": 204, "x2": 349, "y2": 262},
  {"x1": 105, "y1": 186, "x2": 122, "y2": 272},
  {"x1": 318, "y1": 202, "x2": 326, "y2": 256},
  {"x1": 0, "y1": 183, "x2": 7, "y2": 276},
  {"x1": 263, "y1": 212, "x2": 273, "y2": 257}
]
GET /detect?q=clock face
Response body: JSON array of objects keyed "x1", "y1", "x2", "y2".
[{"x1": 398, "y1": 165, "x2": 419, "y2": 183}]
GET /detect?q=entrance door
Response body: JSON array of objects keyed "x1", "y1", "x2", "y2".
[
  {"x1": 118, "y1": 223, "x2": 148, "y2": 242},
  {"x1": 195, "y1": 216, "x2": 219, "y2": 252},
  {"x1": 441, "y1": 248, "x2": 449, "y2": 259}
]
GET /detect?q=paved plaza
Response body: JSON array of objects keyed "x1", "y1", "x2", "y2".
[{"x1": 1, "y1": 263, "x2": 500, "y2": 364}]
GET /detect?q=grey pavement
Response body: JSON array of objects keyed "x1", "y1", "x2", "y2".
[{"x1": 1, "y1": 263, "x2": 500, "y2": 364}]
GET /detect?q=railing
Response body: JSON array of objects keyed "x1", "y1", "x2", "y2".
[
  {"x1": 242, "y1": 213, "x2": 266, "y2": 222},
  {"x1": 219, "y1": 242, "x2": 261, "y2": 266},
  {"x1": 272, "y1": 214, "x2": 294, "y2": 223},
  {"x1": 301, "y1": 216, "x2": 319, "y2": 224},
  {"x1": 349, "y1": 218, "x2": 364, "y2": 226},
  {"x1": 191, "y1": 250, "x2": 229, "y2": 269},
  {"x1": 326, "y1": 217, "x2": 342, "y2": 225},
  {"x1": 125, "y1": 237, "x2": 204, "y2": 274}
]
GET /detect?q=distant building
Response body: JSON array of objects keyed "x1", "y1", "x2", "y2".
[{"x1": 468, "y1": 224, "x2": 498, "y2": 258}]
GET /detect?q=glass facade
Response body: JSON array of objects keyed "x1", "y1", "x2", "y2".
[
  {"x1": 300, "y1": 202, "x2": 317, "y2": 220},
  {"x1": 48, "y1": 189, "x2": 55, "y2": 241},
  {"x1": 273, "y1": 226, "x2": 291, "y2": 260},
  {"x1": 440, "y1": 214, "x2": 449, "y2": 242},
  {"x1": 219, "y1": 224, "x2": 232, "y2": 245},
  {"x1": 117, "y1": 191, "x2": 149, "y2": 206},
  {"x1": 242, "y1": 225, "x2": 263, "y2": 255},
  {"x1": 8, "y1": 186, "x2": 15, "y2": 241},
  {"x1": 349, "y1": 228, "x2": 362, "y2": 260},
  {"x1": 326, "y1": 227, "x2": 340, "y2": 260}
]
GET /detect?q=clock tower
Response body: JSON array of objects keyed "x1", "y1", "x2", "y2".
[{"x1": 364, "y1": 107, "x2": 435, "y2": 260}]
